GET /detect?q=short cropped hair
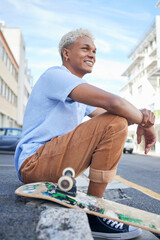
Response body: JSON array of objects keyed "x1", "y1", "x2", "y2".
[{"x1": 59, "y1": 28, "x2": 94, "y2": 59}]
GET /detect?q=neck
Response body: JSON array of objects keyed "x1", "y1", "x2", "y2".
[{"x1": 63, "y1": 62, "x2": 85, "y2": 78}]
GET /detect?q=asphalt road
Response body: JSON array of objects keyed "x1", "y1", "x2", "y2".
[
  {"x1": 116, "y1": 153, "x2": 160, "y2": 216},
  {"x1": 118, "y1": 153, "x2": 160, "y2": 194},
  {"x1": 0, "y1": 151, "x2": 159, "y2": 240},
  {"x1": 0, "y1": 152, "x2": 40, "y2": 240}
]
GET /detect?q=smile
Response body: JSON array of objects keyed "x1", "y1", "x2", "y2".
[{"x1": 84, "y1": 60, "x2": 94, "y2": 66}]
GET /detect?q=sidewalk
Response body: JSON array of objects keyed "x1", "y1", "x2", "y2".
[{"x1": 33, "y1": 169, "x2": 159, "y2": 240}]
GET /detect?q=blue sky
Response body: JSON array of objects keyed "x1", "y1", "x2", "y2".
[{"x1": 0, "y1": 0, "x2": 159, "y2": 94}]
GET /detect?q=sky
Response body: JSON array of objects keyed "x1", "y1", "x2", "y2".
[{"x1": 0, "y1": 0, "x2": 159, "y2": 94}]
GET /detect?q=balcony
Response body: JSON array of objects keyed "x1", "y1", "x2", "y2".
[
  {"x1": 122, "y1": 54, "x2": 144, "y2": 76},
  {"x1": 148, "y1": 67, "x2": 160, "y2": 78}
]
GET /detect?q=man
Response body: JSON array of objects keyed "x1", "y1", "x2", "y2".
[{"x1": 15, "y1": 28, "x2": 156, "y2": 239}]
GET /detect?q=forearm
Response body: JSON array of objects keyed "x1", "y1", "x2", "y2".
[
  {"x1": 69, "y1": 83, "x2": 154, "y2": 127},
  {"x1": 104, "y1": 96, "x2": 143, "y2": 125}
]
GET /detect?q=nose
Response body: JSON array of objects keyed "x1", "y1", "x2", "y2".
[{"x1": 88, "y1": 51, "x2": 95, "y2": 60}]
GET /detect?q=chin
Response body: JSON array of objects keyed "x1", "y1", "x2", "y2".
[
  {"x1": 85, "y1": 67, "x2": 93, "y2": 73},
  {"x1": 86, "y1": 69, "x2": 93, "y2": 74}
]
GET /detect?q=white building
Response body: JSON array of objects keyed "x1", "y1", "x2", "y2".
[
  {"x1": 0, "y1": 21, "x2": 32, "y2": 127},
  {"x1": 120, "y1": 16, "x2": 160, "y2": 155},
  {"x1": 156, "y1": 1, "x2": 160, "y2": 8}
]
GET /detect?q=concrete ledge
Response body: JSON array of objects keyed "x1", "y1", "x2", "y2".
[{"x1": 36, "y1": 207, "x2": 93, "y2": 240}]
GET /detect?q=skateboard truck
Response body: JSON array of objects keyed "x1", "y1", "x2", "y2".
[{"x1": 57, "y1": 167, "x2": 77, "y2": 197}]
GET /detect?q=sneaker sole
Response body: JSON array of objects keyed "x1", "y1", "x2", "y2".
[{"x1": 92, "y1": 228, "x2": 142, "y2": 240}]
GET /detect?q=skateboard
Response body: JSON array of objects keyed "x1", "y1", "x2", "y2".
[{"x1": 15, "y1": 167, "x2": 160, "y2": 235}]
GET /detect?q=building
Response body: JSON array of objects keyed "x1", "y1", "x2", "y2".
[
  {"x1": 120, "y1": 16, "x2": 160, "y2": 155},
  {"x1": 0, "y1": 21, "x2": 32, "y2": 127},
  {"x1": 156, "y1": 1, "x2": 160, "y2": 8}
]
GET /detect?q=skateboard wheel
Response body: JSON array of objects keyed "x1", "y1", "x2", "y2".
[
  {"x1": 58, "y1": 176, "x2": 73, "y2": 192},
  {"x1": 62, "y1": 167, "x2": 75, "y2": 178}
]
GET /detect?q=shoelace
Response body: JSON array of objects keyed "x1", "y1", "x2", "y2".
[{"x1": 103, "y1": 218, "x2": 124, "y2": 229}]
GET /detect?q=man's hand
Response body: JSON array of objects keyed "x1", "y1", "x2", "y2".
[
  {"x1": 137, "y1": 125, "x2": 156, "y2": 154},
  {"x1": 140, "y1": 109, "x2": 155, "y2": 128}
]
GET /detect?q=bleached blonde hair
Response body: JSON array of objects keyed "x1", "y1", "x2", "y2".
[{"x1": 59, "y1": 28, "x2": 94, "y2": 60}]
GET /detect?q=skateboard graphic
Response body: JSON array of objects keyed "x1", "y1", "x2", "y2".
[{"x1": 15, "y1": 167, "x2": 160, "y2": 235}]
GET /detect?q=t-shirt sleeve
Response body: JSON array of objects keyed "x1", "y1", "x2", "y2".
[
  {"x1": 85, "y1": 105, "x2": 97, "y2": 116},
  {"x1": 43, "y1": 67, "x2": 87, "y2": 102}
]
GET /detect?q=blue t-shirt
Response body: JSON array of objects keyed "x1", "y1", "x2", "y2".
[{"x1": 15, "y1": 65, "x2": 96, "y2": 181}]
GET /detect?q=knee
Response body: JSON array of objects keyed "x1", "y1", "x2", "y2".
[
  {"x1": 97, "y1": 113, "x2": 128, "y2": 132},
  {"x1": 113, "y1": 116, "x2": 128, "y2": 140},
  {"x1": 116, "y1": 116, "x2": 128, "y2": 131},
  {"x1": 88, "y1": 113, "x2": 128, "y2": 140}
]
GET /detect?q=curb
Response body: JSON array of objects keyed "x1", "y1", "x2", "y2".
[{"x1": 37, "y1": 208, "x2": 93, "y2": 240}]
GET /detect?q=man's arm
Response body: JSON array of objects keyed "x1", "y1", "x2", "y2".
[
  {"x1": 88, "y1": 108, "x2": 106, "y2": 118},
  {"x1": 69, "y1": 83, "x2": 155, "y2": 127}
]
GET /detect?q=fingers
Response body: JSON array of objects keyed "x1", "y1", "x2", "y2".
[
  {"x1": 144, "y1": 134, "x2": 156, "y2": 155},
  {"x1": 136, "y1": 125, "x2": 144, "y2": 144},
  {"x1": 140, "y1": 109, "x2": 155, "y2": 128},
  {"x1": 145, "y1": 141, "x2": 156, "y2": 154},
  {"x1": 137, "y1": 125, "x2": 156, "y2": 154},
  {"x1": 137, "y1": 135, "x2": 141, "y2": 144}
]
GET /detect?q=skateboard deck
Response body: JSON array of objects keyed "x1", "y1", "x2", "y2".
[{"x1": 15, "y1": 181, "x2": 160, "y2": 234}]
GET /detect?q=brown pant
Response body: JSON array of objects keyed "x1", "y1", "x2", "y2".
[{"x1": 20, "y1": 113, "x2": 128, "y2": 184}]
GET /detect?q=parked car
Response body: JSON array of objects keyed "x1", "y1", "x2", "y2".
[
  {"x1": 123, "y1": 137, "x2": 134, "y2": 154},
  {"x1": 0, "y1": 127, "x2": 22, "y2": 151}
]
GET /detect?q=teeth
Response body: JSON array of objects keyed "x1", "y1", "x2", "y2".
[{"x1": 85, "y1": 61, "x2": 93, "y2": 66}]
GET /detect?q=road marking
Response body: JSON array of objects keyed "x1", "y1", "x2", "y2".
[
  {"x1": 0, "y1": 164, "x2": 14, "y2": 167},
  {"x1": 115, "y1": 175, "x2": 160, "y2": 201}
]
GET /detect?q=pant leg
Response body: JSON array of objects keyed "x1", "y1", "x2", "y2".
[{"x1": 20, "y1": 113, "x2": 128, "y2": 184}]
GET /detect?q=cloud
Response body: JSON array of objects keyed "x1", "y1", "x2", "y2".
[
  {"x1": 92, "y1": 58, "x2": 128, "y2": 81},
  {"x1": 95, "y1": 39, "x2": 110, "y2": 53},
  {"x1": 2, "y1": 0, "x2": 156, "y2": 94},
  {"x1": 27, "y1": 46, "x2": 59, "y2": 56},
  {"x1": 7, "y1": 0, "x2": 66, "y2": 23},
  {"x1": 93, "y1": 6, "x2": 151, "y2": 21}
]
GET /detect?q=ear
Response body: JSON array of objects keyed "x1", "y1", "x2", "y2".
[{"x1": 62, "y1": 48, "x2": 70, "y2": 62}]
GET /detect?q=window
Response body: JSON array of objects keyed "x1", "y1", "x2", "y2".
[
  {"x1": 6, "y1": 86, "x2": 8, "y2": 99},
  {"x1": 138, "y1": 85, "x2": 142, "y2": 94},
  {"x1": 13, "y1": 95, "x2": 17, "y2": 106},
  {"x1": 0, "y1": 76, "x2": 17, "y2": 106},
  {"x1": 6, "y1": 129, "x2": 22, "y2": 136},
  {"x1": 0, "y1": 128, "x2": 6, "y2": 136},
  {"x1": 7, "y1": 56, "x2": 10, "y2": 69},
  {"x1": 0, "y1": 113, "x2": 2, "y2": 127},
  {"x1": 2, "y1": 82, "x2": 6, "y2": 97},
  {"x1": 3, "y1": 50, "x2": 7, "y2": 64},
  {"x1": 12, "y1": 67, "x2": 15, "y2": 78},
  {"x1": 0, "y1": 44, "x2": 3, "y2": 58},
  {"x1": 9, "y1": 89, "x2": 12, "y2": 102},
  {"x1": 11, "y1": 92, "x2": 14, "y2": 104},
  {"x1": 10, "y1": 63, "x2": 13, "y2": 73},
  {"x1": 0, "y1": 81, "x2": 1, "y2": 94},
  {"x1": 24, "y1": 87, "x2": 29, "y2": 98},
  {"x1": 15, "y1": 70, "x2": 18, "y2": 81},
  {"x1": 126, "y1": 138, "x2": 133, "y2": 143}
]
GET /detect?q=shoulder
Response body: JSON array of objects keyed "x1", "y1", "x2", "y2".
[{"x1": 45, "y1": 65, "x2": 71, "y2": 76}]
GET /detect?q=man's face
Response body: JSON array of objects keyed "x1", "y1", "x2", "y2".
[{"x1": 64, "y1": 36, "x2": 96, "y2": 78}]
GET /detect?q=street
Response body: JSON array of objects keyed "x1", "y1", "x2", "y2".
[
  {"x1": 118, "y1": 153, "x2": 160, "y2": 194},
  {"x1": 0, "y1": 151, "x2": 159, "y2": 240},
  {"x1": 0, "y1": 152, "x2": 39, "y2": 240},
  {"x1": 116, "y1": 153, "x2": 160, "y2": 216}
]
